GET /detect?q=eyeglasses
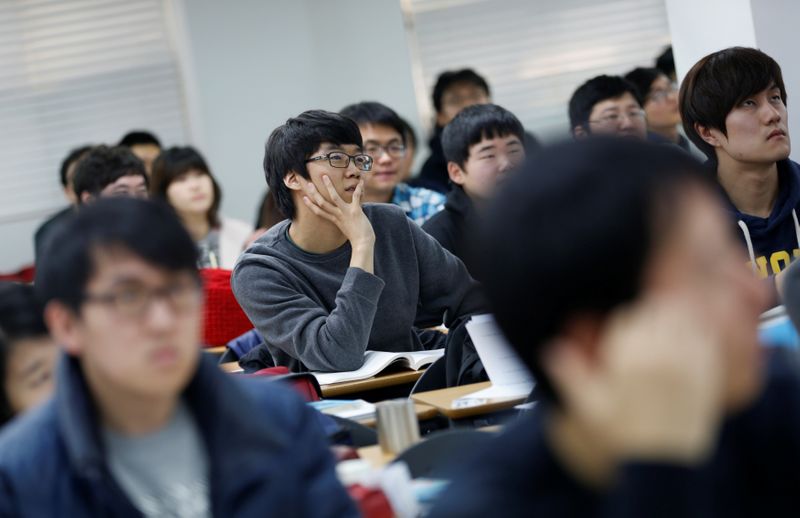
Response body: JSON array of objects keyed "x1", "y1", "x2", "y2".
[
  {"x1": 82, "y1": 279, "x2": 201, "y2": 318},
  {"x1": 647, "y1": 84, "x2": 678, "y2": 103},
  {"x1": 305, "y1": 152, "x2": 373, "y2": 171},
  {"x1": 589, "y1": 109, "x2": 646, "y2": 126},
  {"x1": 364, "y1": 144, "x2": 406, "y2": 159}
]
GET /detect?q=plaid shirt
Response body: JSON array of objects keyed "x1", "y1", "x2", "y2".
[{"x1": 391, "y1": 182, "x2": 446, "y2": 225}]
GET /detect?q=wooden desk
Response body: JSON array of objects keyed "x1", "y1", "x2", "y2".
[
  {"x1": 320, "y1": 369, "x2": 424, "y2": 398},
  {"x1": 357, "y1": 444, "x2": 395, "y2": 469},
  {"x1": 411, "y1": 382, "x2": 526, "y2": 419},
  {"x1": 204, "y1": 346, "x2": 227, "y2": 355}
]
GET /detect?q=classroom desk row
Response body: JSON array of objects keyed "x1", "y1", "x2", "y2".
[{"x1": 219, "y1": 360, "x2": 527, "y2": 421}]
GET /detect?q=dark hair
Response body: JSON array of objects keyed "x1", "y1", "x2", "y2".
[
  {"x1": 0, "y1": 283, "x2": 50, "y2": 424},
  {"x1": 72, "y1": 145, "x2": 148, "y2": 203},
  {"x1": 340, "y1": 102, "x2": 407, "y2": 145},
  {"x1": 624, "y1": 67, "x2": 665, "y2": 105},
  {"x1": 680, "y1": 46, "x2": 787, "y2": 161},
  {"x1": 441, "y1": 104, "x2": 524, "y2": 167},
  {"x1": 35, "y1": 197, "x2": 199, "y2": 313},
  {"x1": 150, "y1": 146, "x2": 222, "y2": 227},
  {"x1": 400, "y1": 117, "x2": 417, "y2": 152},
  {"x1": 568, "y1": 75, "x2": 642, "y2": 134},
  {"x1": 432, "y1": 69, "x2": 491, "y2": 114},
  {"x1": 59, "y1": 145, "x2": 93, "y2": 188},
  {"x1": 655, "y1": 46, "x2": 675, "y2": 79},
  {"x1": 118, "y1": 130, "x2": 162, "y2": 149},
  {"x1": 263, "y1": 110, "x2": 363, "y2": 219},
  {"x1": 476, "y1": 138, "x2": 712, "y2": 404}
]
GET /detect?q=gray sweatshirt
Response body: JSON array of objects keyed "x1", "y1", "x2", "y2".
[{"x1": 231, "y1": 203, "x2": 485, "y2": 372}]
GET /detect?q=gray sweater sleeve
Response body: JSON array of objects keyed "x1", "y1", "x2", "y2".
[
  {"x1": 232, "y1": 263, "x2": 385, "y2": 372},
  {"x1": 409, "y1": 218, "x2": 487, "y2": 327}
]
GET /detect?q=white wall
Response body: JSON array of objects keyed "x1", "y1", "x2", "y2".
[{"x1": 172, "y1": 0, "x2": 421, "y2": 227}]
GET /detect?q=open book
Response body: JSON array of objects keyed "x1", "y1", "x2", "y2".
[{"x1": 312, "y1": 349, "x2": 444, "y2": 386}]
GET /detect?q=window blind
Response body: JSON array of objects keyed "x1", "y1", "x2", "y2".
[
  {"x1": 0, "y1": 0, "x2": 188, "y2": 226},
  {"x1": 402, "y1": 0, "x2": 671, "y2": 141}
]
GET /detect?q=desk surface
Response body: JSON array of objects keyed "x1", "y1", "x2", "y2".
[
  {"x1": 411, "y1": 382, "x2": 526, "y2": 419},
  {"x1": 320, "y1": 369, "x2": 423, "y2": 398},
  {"x1": 218, "y1": 362, "x2": 424, "y2": 398}
]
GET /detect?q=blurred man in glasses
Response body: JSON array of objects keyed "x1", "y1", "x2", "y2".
[
  {"x1": 569, "y1": 75, "x2": 648, "y2": 140},
  {"x1": 0, "y1": 198, "x2": 356, "y2": 516},
  {"x1": 340, "y1": 101, "x2": 445, "y2": 225}
]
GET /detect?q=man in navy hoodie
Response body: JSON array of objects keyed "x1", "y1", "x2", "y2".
[
  {"x1": 0, "y1": 198, "x2": 356, "y2": 517},
  {"x1": 680, "y1": 47, "x2": 799, "y2": 281},
  {"x1": 429, "y1": 138, "x2": 800, "y2": 517}
]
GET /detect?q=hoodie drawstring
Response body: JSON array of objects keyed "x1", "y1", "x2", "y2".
[{"x1": 738, "y1": 220, "x2": 758, "y2": 274}]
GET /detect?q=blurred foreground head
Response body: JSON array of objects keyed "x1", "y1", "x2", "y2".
[{"x1": 478, "y1": 138, "x2": 767, "y2": 410}]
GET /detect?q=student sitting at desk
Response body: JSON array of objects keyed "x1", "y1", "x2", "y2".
[
  {"x1": 430, "y1": 138, "x2": 800, "y2": 517},
  {"x1": 0, "y1": 198, "x2": 356, "y2": 516},
  {"x1": 232, "y1": 110, "x2": 485, "y2": 382},
  {"x1": 422, "y1": 103, "x2": 526, "y2": 274}
]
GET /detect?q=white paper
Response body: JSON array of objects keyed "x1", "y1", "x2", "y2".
[{"x1": 455, "y1": 314, "x2": 535, "y2": 405}]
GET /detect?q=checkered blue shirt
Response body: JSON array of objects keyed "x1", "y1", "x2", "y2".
[{"x1": 391, "y1": 183, "x2": 446, "y2": 225}]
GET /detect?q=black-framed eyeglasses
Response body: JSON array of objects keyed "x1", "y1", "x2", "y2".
[
  {"x1": 589, "y1": 109, "x2": 646, "y2": 126},
  {"x1": 305, "y1": 152, "x2": 373, "y2": 171},
  {"x1": 81, "y1": 279, "x2": 202, "y2": 318},
  {"x1": 364, "y1": 144, "x2": 406, "y2": 159}
]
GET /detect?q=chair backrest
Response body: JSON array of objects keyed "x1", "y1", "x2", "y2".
[
  {"x1": 200, "y1": 268, "x2": 253, "y2": 347},
  {"x1": 391, "y1": 429, "x2": 495, "y2": 479},
  {"x1": 330, "y1": 415, "x2": 379, "y2": 447},
  {"x1": 248, "y1": 368, "x2": 323, "y2": 402},
  {"x1": 409, "y1": 356, "x2": 446, "y2": 394}
]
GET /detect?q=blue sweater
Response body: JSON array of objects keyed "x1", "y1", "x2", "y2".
[{"x1": 0, "y1": 354, "x2": 357, "y2": 517}]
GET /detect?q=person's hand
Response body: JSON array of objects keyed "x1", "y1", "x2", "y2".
[
  {"x1": 302, "y1": 175, "x2": 375, "y2": 248},
  {"x1": 545, "y1": 295, "x2": 724, "y2": 465}
]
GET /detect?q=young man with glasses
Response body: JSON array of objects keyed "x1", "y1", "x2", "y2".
[
  {"x1": 340, "y1": 101, "x2": 445, "y2": 225},
  {"x1": 681, "y1": 47, "x2": 797, "y2": 284},
  {"x1": 0, "y1": 198, "x2": 356, "y2": 516},
  {"x1": 625, "y1": 67, "x2": 688, "y2": 151},
  {"x1": 422, "y1": 104, "x2": 526, "y2": 274},
  {"x1": 569, "y1": 75, "x2": 648, "y2": 140},
  {"x1": 232, "y1": 110, "x2": 485, "y2": 382}
]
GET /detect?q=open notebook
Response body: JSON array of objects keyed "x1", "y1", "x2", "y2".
[
  {"x1": 311, "y1": 349, "x2": 444, "y2": 386},
  {"x1": 454, "y1": 314, "x2": 535, "y2": 407}
]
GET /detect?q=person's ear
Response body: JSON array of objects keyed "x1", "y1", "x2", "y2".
[
  {"x1": 44, "y1": 301, "x2": 83, "y2": 357},
  {"x1": 695, "y1": 123, "x2": 722, "y2": 147},
  {"x1": 79, "y1": 191, "x2": 93, "y2": 204},
  {"x1": 283, "y1": 171, "x2": 303, "y2": 192},
  {"x1": 447, "y1": 161, "x2": 467, "y2": 186},
  {"x1": 573, "y1": 125, "x2": 589, "y2": 139}
]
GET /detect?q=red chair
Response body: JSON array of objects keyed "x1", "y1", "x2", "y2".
[
  {"x1": 200, "y1": 268, "x2": 253, "y2": 347},
  {"x1": 0, "y1": 264, "x2": 35, "y2": 283},
  {"x1": 248, "y1": 367, "x2": 322, "y2": 402}
]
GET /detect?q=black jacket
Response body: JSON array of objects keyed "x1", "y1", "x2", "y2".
[
  {"x1": 422, "y1": 185, "x2": 478, "y2": 276},
  {"x1": 429, "y1": 348, "x2": 800, "y2": 517}
]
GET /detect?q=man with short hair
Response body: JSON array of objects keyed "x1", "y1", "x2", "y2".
[
  {"x1": 119, "y1": 130, "x2": 162, "y2": 175},
  {"x1": 72, "y1": 145, "x2": 149, "y2": 204},
  {"x1": 429, "y1": 138, "x2": 800, "y2": 517},
  {"x1": 422, "y1": 103, "x2": 525, "y2": 272},
  {"x1": 568, "y1": 75, "x2": 648, "y2": 140},
  {"x1": 232, "y1": 110, "x2": 485, "y2": 384},
  {"x1": 340, "y1": 101, "x2": 445, "y2": 225},
  {"x1": 0, "y1": 198, "x2": 356, "y2": 516},
  {"x1": 33, "y1": 144, "x2": 92, "y2": 262},
  {"x1": 680, "y1": 46, "x2": 797, "y2": 280},
  {"x1": 413, "y1": 69, "x2": 493, "y2": 193}
]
